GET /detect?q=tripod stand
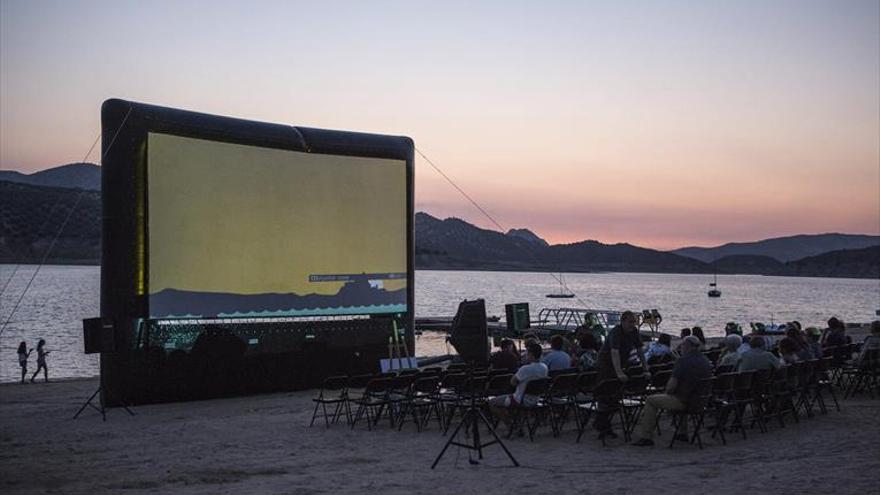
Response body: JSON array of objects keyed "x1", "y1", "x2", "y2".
[
  {"x1": 431, "y1": 377, "x2": 519, "y2": 469},
  {"x1": 73, "y1": 386, "x2": 135, "y2": 422}
]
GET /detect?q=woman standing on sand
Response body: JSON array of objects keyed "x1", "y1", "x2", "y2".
[
  {"x1": 30, "y1": 339, "x2": 49, "y2": 383},
  {"x1": 17, "y1": 341, "x2": 32, "y2": 384}
]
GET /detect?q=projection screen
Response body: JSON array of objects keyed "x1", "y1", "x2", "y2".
[{"x1": 146, "y1": 132, "x2": 408, "y2": 319}]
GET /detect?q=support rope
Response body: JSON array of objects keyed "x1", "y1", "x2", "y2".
[
  {"x1": 0, "y1": 105, "x2": 132, "y2": 338},
  {"x1": 414, "y1": 147, "x2": 591, "y2": 310}
]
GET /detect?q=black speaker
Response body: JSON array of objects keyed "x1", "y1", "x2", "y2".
[
  {"x1": 448, "y1": 299, "x2": 489, "y2": 366},
  {"x1": 505, "y1": 302, "x2": 530, "y2": 332},
  {"x1": 83, "y1": 317, "x2": 115, "y2": 354}
]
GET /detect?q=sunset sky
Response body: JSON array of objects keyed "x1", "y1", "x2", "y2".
[{"x1": 1, "y1": 1, "x2": 878, "y2": 249}]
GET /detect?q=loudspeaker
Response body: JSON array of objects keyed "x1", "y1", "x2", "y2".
[
  {"x1": 448, "y1": 299, "x2": 489, "y2": 366},
  {"x1": 505, "y1": 302, "x2": 530, "y2": 332},
  {"x1": 83, "y1": 317, "x2": 116, "y2": 354}
]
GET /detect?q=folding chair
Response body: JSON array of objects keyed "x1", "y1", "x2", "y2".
[
  {"x1": 546, "y1": 373, "x2": 579, "y2": 436},
  {"x1": 811, "y1": 357, "x2": 840, "y2": 413},
  {"x1": 351, "y1": 377, "x2": 393, "y2": 431},
  {"x1": 309, "y1": 375, "x2": 349, "y2": 428},
  {"x1": 708, "y1": 372, "x2": 736, "y2": 444},
  {"x1": 583, "y1": 379, "x2": 624, "y2": 446},
  {"x1": 668, "y1": 377, "x2": 714, "y2": 449},
  {"x1": 620, "y1": 374, "x2": 649, "y2": 441},
  {"x1": 397, "y1": 376, "x2": 441, "y2": 432},
  {"x1": 573, "y1": 372, "x2": 599, "y2": 441},
  {"x1": 508, "y1": 377, "x2": 551, "y2": 441},
  {"x1": 342, "y1": 374, "x2": 373, "y2": 426}
]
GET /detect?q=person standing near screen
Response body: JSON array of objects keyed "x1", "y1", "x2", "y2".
[
  {"x1": 17, "y1": 341, "x2": 32, "y2": 384},
  {"x1": 30, "y1": 339, "x2": 49, "y2": 383}
]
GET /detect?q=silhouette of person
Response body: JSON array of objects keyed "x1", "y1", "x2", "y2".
[
  {"x1": 30, "y1": 339, "x2": 49, "y2": 383},
  {"x1": 17, "y1": 341, "x2": 32, "y2": 384}
]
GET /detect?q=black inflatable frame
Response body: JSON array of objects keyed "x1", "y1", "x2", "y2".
[{"x1": 100, "y1": 99, "x2": 414, "y2": 405}]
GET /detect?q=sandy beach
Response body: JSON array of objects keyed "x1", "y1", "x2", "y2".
[{"x1": 1, "y1": 376, "x2": 878, "y2": 495}]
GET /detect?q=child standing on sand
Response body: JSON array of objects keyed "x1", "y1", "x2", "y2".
[
  {"x1": 30, "y1": 339, "x2": 49, "y2": 383},
  {"x1": 17, "y1": 341, "x2": 32, "y2": 384}
]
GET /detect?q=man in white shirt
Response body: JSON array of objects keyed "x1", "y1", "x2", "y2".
[{"x1": 488, "y1": 341, "x2": 548, "y2": 423}]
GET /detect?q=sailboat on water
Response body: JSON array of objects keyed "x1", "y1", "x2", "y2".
[
  {"x1": 546, "y1": 272, "x2": 575, "y2": 298},
  {"x1": 708, "y1": 271, "x2": 721, "y2": 298}
]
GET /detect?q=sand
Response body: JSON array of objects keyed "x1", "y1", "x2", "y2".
[{"x1": 1, "y1": 377, "x2": 879, "y2": 495}]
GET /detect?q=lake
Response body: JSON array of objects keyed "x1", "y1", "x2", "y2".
[{"x1": 1, "y1": 265, "x2": 877, "y2": 383}]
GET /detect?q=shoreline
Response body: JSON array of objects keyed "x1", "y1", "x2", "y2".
[{"x1": 2, "y1": 262, "x2": 879, "y2": 280}]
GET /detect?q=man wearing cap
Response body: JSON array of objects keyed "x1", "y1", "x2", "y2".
[{"x1": 633, "y1": 336, "x2": 712, "y2": 447}]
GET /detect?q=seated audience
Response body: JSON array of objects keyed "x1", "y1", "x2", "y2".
[
  {"x1": 675, "y1": 328, "x2": 692, "y2": 354},
  {"x1": 725, "y1": 322, "x2": 742, "y2": 336},
  {"x1": 822, "y1": 317, "x2": 849, "y2": 347},
  {"x1": 576, "y1": 332, "x2": 600, "y2": 371},
  {"x1": 805, "y1": 327, "x2": 823, "y2": 359},
  {"x1": 691, "y1": 327, "x2": 706, "y2": 347},
  {"x1": 737, "y1": 334, "x2": 753, "y2": 355},
  {"x1": 717, "y1": 334, "x2": 742, "y2": 368},
  {"x1": 632, "y1": 336, "x2": 712, "y2": 447},
  {"x1": 785, "y1": 325, "x2": 813, "y2": 361},
  {"x1": 542, "y1": 335, "x2": 574, "y2": 371},
  {"x1": 738, "y1": 335, "x2": 781, "y2": 371},
  {"x1": 490, "y1": 339, "x2": 520, "y2": 371},
  {"x1": 856, "y1": 321, "x2": 880, "y2": 365},
  {"x1": 488, "y1": 341, "x2": 548, "y2": 422},
  {"x1": 644, "y1": 333, "x2": 675, "y2": 363},
  {"x1": 778, "y1": 337, "x2": 800, "y2": 364}
]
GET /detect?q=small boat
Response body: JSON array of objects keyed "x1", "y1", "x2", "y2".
[
  {"x1": 546, "y1": 273, "x2": 575, "y2": 298},
  {"x1": 708, "y1": 271, "x2": 721, "y2": 298}
]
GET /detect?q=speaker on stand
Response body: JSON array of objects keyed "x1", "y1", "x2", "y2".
[{"x1": 74, "y1": 318, "x2": 135, "y2": 421}]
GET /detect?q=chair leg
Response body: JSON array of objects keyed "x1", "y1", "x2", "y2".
[
  {"x1": 309, "y1": 400, "x2": 321, "y2": 427},
  {"x1": 689, "y1": 413, "x2": 705, "y2": 450}
]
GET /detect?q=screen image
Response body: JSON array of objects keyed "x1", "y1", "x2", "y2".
[{"x1": 147, "y1": 132, "x2": 408, "y2": 319}]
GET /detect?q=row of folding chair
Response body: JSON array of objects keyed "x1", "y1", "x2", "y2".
[{"x1": 311, "y1": 355, "x2": 852, "y2": 449}]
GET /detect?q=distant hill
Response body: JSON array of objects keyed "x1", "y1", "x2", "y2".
[
  {"x1": 415, "y1": 212, "x2": 713, "y2": 273},
  {"x1": 672, "y1": 233, "x2": 880, "y2": 263},
  {"x1": 787, "y1": 246, "x2": 880, "y2": 279},
  {"x1": 0, "y1": 180, "x2": 100, "y2": 264},
  {"x1": 714, "y1": 255, "x2": 788, "y2": 276},
  {"x1": 0, "y1": 163, "x2": 100, "y2": 191},
  {"x1": 506, "y1": 228, "x2": 549, "y2": 247},
  {"x1": 415, "y1": 213, "x2": 546, "y2": 270}
]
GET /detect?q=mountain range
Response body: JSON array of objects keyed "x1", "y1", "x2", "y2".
[
  {"x1": 1, "y1": 164, "x2": 877, "y2": 278},
  {"x1": 672, "y1": 234, "x2": 880, "y2": 263},
  {"x1": 0, "y1": 163, "x2": 101, "y2": 191}
]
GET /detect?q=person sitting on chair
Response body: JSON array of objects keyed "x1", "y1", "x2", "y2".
[
  {"x1": 778, "y1": 337, "x2": 801, "y2": 365},
  {"x1": 576, "y1": 333, "x2": 600, "y2": 371},
  {"x1": 542, "y1": 335, "x2": 573, "y2": 371},
  {"x1": 644, "y1": 333, "x2": 675, "y2": 363},
  {"x1": 737, "y1": 336, "x2": 781, "y2": 372},
  {"x1": 822, "y1": 317, "x2": 849, "y2": 347},
  {"x1": 805, "y1": 327, "x2": 823, "y2": 359},
  {"x1": 488, "y1": 341, "x2": 548, "y2": 423},
  {"x1": 632, "y1": 336, "x2": 712, "y2": 447},
  {"x1": 856, "y1": 321, "x2": 880, "y2": 365},
  {"x1": 490, "y1": 339, "x2": 520, "y2": 371},
  {"x1": 717, "y1": 334, "x2": 742, "y2": 369}
]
